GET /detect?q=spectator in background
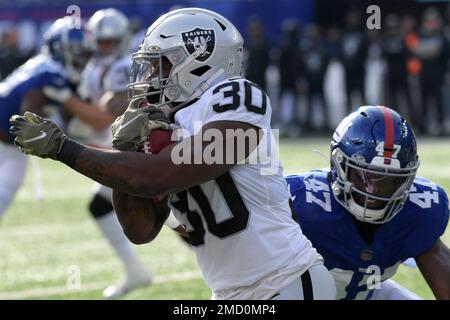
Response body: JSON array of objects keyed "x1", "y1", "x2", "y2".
[
  {"x1": 244, "y1": 16, "x2": 270, "y2": 91},
  {"x1": 402, "y1": 14, "x2": 424, "y2": 134},
  {"x1": 365, "y1": 28, "x2": 384, "y2": 106},
  {"x1": 341, "y1": 9, "x2": 367, "y2": 112},
  {"x1": 324, "y1": 26, "x2": 347, "y2": 129},
  {"x1": 413, "y1": 8, "x2": 448, "y2": 135},
  {"x1": 278, "y1": 19, "x2": 302, "y2": 132},
  {"x1": 300, "y1": 24, "x2": 329, "y2": 132},
  {"x1": 0, "y1": 27, "x2": 33, "y2": 80},
  {"x1": 382, "y1": 14, "x2": 412, "y2": 121},
  {"x1": 443, "y1": 4, "x2": 450, "y2": 134}
]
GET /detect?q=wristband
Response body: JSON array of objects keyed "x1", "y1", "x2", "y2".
[{"x1": 57, "y1": 139, "x2": 85, "y2": 168}]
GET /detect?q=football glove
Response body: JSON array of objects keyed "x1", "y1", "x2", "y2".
[
  {"x1": 9, "y1": 112, "x2": 68, "y2": 159},
  {"x1": 111, "y1": 98, "x2": 170, "y2": 151}
]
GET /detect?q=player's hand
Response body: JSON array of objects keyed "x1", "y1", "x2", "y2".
[
  {"x1": 111, "y1": 98, "x2": 170, "y2": 151},
  {"x1": 9, "y1": 112, "x2": 68, "y2": 159}
]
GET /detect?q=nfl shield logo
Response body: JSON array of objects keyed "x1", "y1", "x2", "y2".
[{"x1": 182, "y1": 28, "x2": 215, "y2": 62}]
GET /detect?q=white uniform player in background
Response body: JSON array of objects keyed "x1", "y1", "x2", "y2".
[{"x1": 67, "y1": 9, "x2": 152, "y2": 299}]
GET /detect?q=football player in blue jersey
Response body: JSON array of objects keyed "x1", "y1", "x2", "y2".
[
  {"x1": 0, "y1": 16, "x2": 154, "y2": 298},
  {"x1": 286, "y1": 105, "x2": 450, "y2": 300},
  {"x1": 0, "y1": 17, "x2": 93, "y2": 217}
]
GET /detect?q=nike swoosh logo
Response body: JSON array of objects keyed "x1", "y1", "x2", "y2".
[
  {"x1": 23, "y1": 131, "x2": 47, "y2": 143},
  {"x1": 118, "y1": 114, "x2": 142, "y2": 131},
  {"x1": 160, "y1": 34, "x2": 176, "y2": 39}
]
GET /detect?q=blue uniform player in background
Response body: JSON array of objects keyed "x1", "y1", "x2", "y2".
[
  {"x1": 287, "y1": 106, "x2": 450, "y2": 299},
  {"x1": 0, "y1": 17, "x2": 92, "y2": 218},
  {"x1": 1, "y1": 15, "x2": 153, "y2": 298}
]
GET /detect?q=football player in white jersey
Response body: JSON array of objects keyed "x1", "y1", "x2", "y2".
[
  {"x1": 66, "y1": 9, "x2": 153, "y2": 299},
  {"x1": 10, "y1": 8, "x2": 336, "y2": 300}
]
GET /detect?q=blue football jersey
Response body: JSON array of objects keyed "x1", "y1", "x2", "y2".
[
  {"x1": 286, "y1": 170, "x2": 449, "y2": 300},
  {"x1": 0, "y1": 54, "x2": 71, "y2": 140}
]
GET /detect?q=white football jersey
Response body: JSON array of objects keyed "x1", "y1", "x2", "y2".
[
  {"x1": 169, "y1": 78, "x2": 319, "y2": 293},
  {"x1": 68, "y1": 55, "x2": 132, "y2": 148}
]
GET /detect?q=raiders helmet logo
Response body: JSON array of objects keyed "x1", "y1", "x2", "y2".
[{"x1": 182, "y1": 28, "x2": 215, "y2": 62}]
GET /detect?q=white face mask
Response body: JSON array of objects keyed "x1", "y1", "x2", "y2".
[{"x1": 347, "y1": 197, "x2": 389, "y2": 222}]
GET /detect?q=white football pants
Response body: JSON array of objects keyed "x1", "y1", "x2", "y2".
[
  {"x1": 369, "y1": 279, "x2": 422, "y2": 300},
  {"x1": 0, "y1": 142, "x2": 27, "y2": 219},
  {"x1": 271, "y1": 263, "x2": 337, "y2": 300}
]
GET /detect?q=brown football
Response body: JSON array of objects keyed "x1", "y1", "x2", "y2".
[{"x1": 137, "y1": 129, "x2": 175, "y2": 155}]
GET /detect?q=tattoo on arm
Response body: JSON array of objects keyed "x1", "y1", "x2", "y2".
[{"x1": 75, "y1": 148, "x2": 138, "y2": 194}]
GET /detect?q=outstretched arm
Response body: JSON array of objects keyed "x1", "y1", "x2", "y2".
[
  {"x1": 64, "y1": 90, "x2": 129, "y2": 130},
  {"x1": 10, "y1": 113, "x2": 261, "y2": 244},
  {"x1": 64, "y1": 120, "x2": 257, "y2": 197},
  {"x1": 415, "y1": 239, "x2": 450, "y2": 299},
  {"x1": 63, "y1": 95, "x2": 116, "y2": 130}
]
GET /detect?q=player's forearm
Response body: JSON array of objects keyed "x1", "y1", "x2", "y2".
[
  {"x1": 112, "y1": 189, "x2": 169, "y2": 244},
  {"x1": 57, "y1": 139, "x2": 169, "y2": 197},
  {"x1": 429, "y1": 246, "x2": 450, "y2": 299},
  {"x1": 416, "y1": 240, "x2": 450, "y2": 299},
  {"x1": 64, "y1": 96, "x2": 115, "y2": 130}
]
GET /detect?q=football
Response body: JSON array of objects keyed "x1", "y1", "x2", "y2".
[{"x1": 137, "y1": 128, "x2": 175, "y2": 155}]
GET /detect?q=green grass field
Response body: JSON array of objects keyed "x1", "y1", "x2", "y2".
[{"x1": 0, "y1": 137, "x2": 449, "y2": 300}]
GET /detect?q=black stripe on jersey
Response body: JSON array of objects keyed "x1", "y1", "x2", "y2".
[{"x1": 301, "y1": 270, "x2": 313, "y2": 300}]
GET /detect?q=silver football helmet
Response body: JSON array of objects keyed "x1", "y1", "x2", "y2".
[
  {"x1": 86, "y1": 8, "x2": 130, "y2": 64},
  {"x1": 128, "y1": 7, "x2": 244, "y2": 110}
]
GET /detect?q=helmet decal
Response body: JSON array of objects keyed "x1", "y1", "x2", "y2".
[
  {"x1": 379, "y1": 105, "x2": 395, "y2": 161},
  {"x1": 182, "y1": 28, "x2": 215, "y2": 62}
]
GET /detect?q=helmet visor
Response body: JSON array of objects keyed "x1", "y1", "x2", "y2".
[{"x1": 129, "y1": 53, "x2": 173, "y2": 103}]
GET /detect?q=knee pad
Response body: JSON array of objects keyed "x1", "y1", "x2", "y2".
[{"x1": 89, "y1": 194, "x2": 113, "y2": 218}]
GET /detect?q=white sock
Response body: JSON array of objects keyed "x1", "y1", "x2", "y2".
[{"x1": 95, "y1": 212, "x2": 149, "y2": 275}]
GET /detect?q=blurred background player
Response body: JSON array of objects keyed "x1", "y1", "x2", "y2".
[
  {"x1": 67, "y1": 8, "x2": 153, "y2": 299},
  {"x1": 286, "y1": 106, "x2": 450, "y2": 299},
  {"x1": 0, "y1": 14, "x2": 151, "y2": 299},
  {"x1": 0, "y1": 17, "x2": 91, "y2": 220}
]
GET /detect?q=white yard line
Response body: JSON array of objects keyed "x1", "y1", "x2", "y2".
[{"x1": 0, "y1": 270, "x2": 203, "y2": 300}]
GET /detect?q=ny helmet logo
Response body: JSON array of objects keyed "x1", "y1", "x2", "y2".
[{"x1": 182, "y1": 28, "x2": 215, "y2": 62}]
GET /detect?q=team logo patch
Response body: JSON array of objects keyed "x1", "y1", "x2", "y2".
[{"x1": 182, "y1": 28, "x2": 215, "y2": 62}]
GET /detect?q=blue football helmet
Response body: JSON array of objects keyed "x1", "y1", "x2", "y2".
[
  {"x1": 330, "y1": 106, "x2": 420, "y2": 224},
  {"x1": 43, "y1": 16, "x2": 92, "y2": 83}
]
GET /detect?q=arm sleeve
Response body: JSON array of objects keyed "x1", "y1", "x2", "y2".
[{"x1": 412, "y1": 187, "x2": 450, "y2": 257}]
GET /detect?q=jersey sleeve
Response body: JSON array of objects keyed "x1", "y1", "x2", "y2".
[
  {"x1": 285, "y1": 174, "x2": 306, "y2": 218},
  {"x1": 104, "y1": 58, "x2": 131, "y2": 92},
  {"x1": 409, "y1": 185, "x2": 450, "y2": 257},
  {"x1": 202, "y1": 79, "x2": 271, "y2": 129}
]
